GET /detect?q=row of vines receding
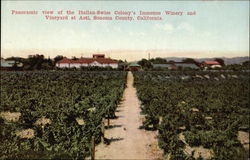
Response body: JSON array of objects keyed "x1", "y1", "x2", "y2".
[
  {"x1": 133, "y1": 71, "x2": 249, "y2": 160},
  {"x1": 0, "y1": 71, "x2": 127, "y2": 159}
]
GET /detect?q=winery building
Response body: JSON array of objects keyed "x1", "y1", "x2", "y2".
[
  {"x1": 0, "y1": 59, "x2": 23, "y2": 71},
  {"x1": 56, "y1": 54, "x2": 118, "y2": 69},
  {"x1": 202, "y1": 61, "x2": 222, "y2": 69}
]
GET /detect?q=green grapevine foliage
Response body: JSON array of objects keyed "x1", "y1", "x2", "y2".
[
  {"x1": 133, "y1": 71, "x2": 249, "y2": 159},
  {"x1": 0, "y1": 71, "x2": 127, "y2": 159}
]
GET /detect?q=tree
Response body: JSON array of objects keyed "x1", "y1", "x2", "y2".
[
  {"x1": 117, "y1": 60, "x2": 123, "y2": 63},
  {"x1": 182, "y1": 58, "x2": 197, "y2": 64},
  {"x1": 24, "y1": 54, "x2": 54, "y2": 70},
  {"x1": 54, "y1": 55, "x2": 64, "y2": 63},
  {"x1": 117, "y1": 60, "x2": 127, "y2": 71},
  {"x1": 5, "y1": 57, "x2": 26, "y2": 63},
  {"x1": 150, "y1": 58, "x2": 168, "y2": 64},
  {"x1": 242, "y1": 60, "x2": 250, "y2": 68},
  {"x1": 25, "y1": 54, "x2": 45, "y2": 70},
  {"x1": 168, "y1": 60, "x2": 175, "y2": 64},
  {"x1": 214, "y1": 58, "x2": 225, "y2": 66},
  {"x1": 138, "y1": 59, "x2": 152, "y2": 69},
  {"x1": 71, "y1": 56, "x2": 79, "y2": 60}
]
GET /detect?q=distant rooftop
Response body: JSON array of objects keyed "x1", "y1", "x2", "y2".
[
  {"x1": 203, "y1": 61, "x2": 220, "y2": 65},
  {"x1": 153, "y1": 64, "x2": 172, "y2": 68},
  {"x1": 1, "y1": 60, "x2": 23, "y2": 68},
  {"x1": 129, "y1": 63, "x2": 141, "y2": 67},
  {"x1": 174, "y1": 63, "x2": 199, "y2": 69}
]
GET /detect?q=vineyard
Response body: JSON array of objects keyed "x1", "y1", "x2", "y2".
[
  {"x1": 0, "y1": 70, "x2": 249, "y2": 159},
  {"x1": 133, "y1": 71, "x2": 249, "y2": 159},
  {"x1": 0, "y1": 71, "x2": 127, "y2": 159}
]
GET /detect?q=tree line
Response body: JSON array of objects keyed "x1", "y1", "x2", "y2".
[
  {"x1": 2, "y1": 55, "x2": 249, "y2": 71},
  {"x1": 3, "y1": 55, "x2": 125, "y2": 71},
  {"x1": 137, "y1": 57, "x2": 250, "y2": 71}
]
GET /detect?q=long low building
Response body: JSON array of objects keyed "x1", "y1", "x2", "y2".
[
  {"x1": 153, "y1": 62, "x2": 200, "y2": 70},
  {"x1": 202, "y1": 61, "x2": 222, "y2": 69},
  {"x1": 1, "y1": 59, "x2": 23, "y2": 70},
  {"x1": 56, "y1": 54, "x2": 118, "y2": 69}
]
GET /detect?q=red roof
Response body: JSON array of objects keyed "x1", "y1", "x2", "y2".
[
  {"x1": 75, "y1": 58, "x2": 93, "y2": 64},
  {"x1": 203, "y1": 61, "x2": 220, "y2": 65},
  {"x1": 95, "y1": 58, "x2": 118, "y2": 64},
  {"x1": 57, "y1": 58, "x2": 118, "y2": 64}
]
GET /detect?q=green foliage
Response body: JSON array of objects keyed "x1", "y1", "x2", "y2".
[
  {"x1": 0, "y1": 71, "x2": 127, "y2": 159},
  {"x1": 150, "y1": 58, "x2": 168, "y2": 64},
  {"x1": 214, "y1": 58, "x2": 225, "y2": 66},
  {"x1": 133, "y1": 71, "x2": 249, "y2": 159},
  {"x1": 182, "y1": 58, "x2": 198, "y2": 64},
  {"x1": 137, "y1": 58, "x2": 152, "y2": 69}
]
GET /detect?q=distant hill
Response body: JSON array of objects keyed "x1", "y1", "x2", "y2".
[{"x1": 164, "y1": 56, "x2": 249, "y2": 65}]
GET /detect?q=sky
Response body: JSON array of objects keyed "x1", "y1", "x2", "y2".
[{"x1": 1, "y1": 1, "x2": 249, "y2": 61}]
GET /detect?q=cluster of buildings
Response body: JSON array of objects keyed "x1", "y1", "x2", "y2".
[
  {"x1": 0, "y1": 58, "x2": 23, "y2": 71},
  {"x1": 1, "y1": 54, "x2": 223, "y2": 71},
  {"x1": 152, "y1": 61, "x2": 222, "y2": 70},
  {"x1": 56, "y1": 54, "x2": 118, "y2": 69},
  {"x1": 202, "y1": 61, "x2": 222, "y2": 69}
]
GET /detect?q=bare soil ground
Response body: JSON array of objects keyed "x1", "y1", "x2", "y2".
[
  {"x1": 238, "y1": 131, "x2": 249, "y2": 149},
  {"x1": 16, "y1": 128, "x2": 35, "y2": 139},
  {"x1": 95, "y1": 71, "x2": 163, "y2": 159},
  {"x1": 0, "y1": 112, "x2": 21, "y2": 122},
  {"x1": 179, "y1": 133, "x2": 213, "y2": 159}
]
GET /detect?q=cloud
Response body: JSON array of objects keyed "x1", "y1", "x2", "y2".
[
  {"x1": 154, "y1": 23, "x2": 174, "y2": 33},
  {"x1": 199, "y1": 31, "x2": 212, "y2": 37},
  {"x1": 154, "y1": 22, "x2": 195, "y2": 34},
  {"x1": 128, "y1": 31, "x2": 146, "y2": 36},
  {"x1": 177, "y1": 22, "x2": 195, "y2": 33},
  {"x1": 113, "y1": 26, "x2": 122, "y2": 32},
  {"x1": 138, "y1": 32, "x2": 146, "y2": 36}
]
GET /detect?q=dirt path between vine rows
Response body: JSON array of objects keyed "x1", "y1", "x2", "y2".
[{"x1": 95, "y1": 71, "x2": 163, "y2": 159}]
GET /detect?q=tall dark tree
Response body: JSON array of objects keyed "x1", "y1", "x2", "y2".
[
  {"x1": 182, "y1": 58, "x2": 200, "y2": 66},
  {"x1": 26, "y1": 54, "x2": 45, "y2": 70},
  {"x1": 182, "y1": 58, "x2": 197, "y2": 64},
  {"x1": 54, "y1": 55, "x2": 64, "y2": 63},
  {"x1": 23, "y1": 54, "x2": 54, "y2": 70},
  {"x1": 214, "y1": 58, "x2": 225, "y2": 66},
  {"x1": 138, "y1": 58, "x2": 152, "y2": 69}
]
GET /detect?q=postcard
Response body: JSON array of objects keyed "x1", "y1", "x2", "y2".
[{"x1": 1, "y1": 1, "x2": 249, "y2": 159}]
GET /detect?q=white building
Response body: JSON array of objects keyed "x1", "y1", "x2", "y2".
[
  {"x1": 56, "y1": 54, "x2": 118, "y2": 69},
  {"x1": 202, "y1": 61, "x2": 222, "y2": 69}
]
